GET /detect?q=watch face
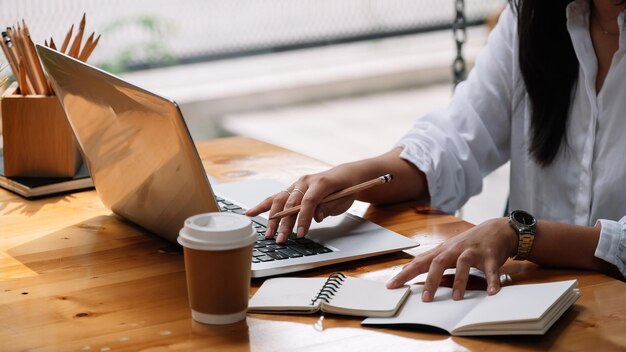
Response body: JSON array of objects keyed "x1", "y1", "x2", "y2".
[{"x1": 512, "y1": 210, "x2": 536, "y2": 226}]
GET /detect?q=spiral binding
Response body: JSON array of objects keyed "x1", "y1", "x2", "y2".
[{"x1": 309, "y1": 272, "x2": 346, "y2": 306}]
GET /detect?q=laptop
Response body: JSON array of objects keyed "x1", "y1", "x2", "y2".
[{"x1": 36, "y1": 45, "x2": 418, "y2": 278}]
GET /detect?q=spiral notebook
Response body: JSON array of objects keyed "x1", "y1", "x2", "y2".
[{"x1": 248, "y1": 273, "x2": 411, "y2": 317}]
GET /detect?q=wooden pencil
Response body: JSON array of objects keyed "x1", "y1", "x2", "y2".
[
  {"x1": 49, "y1": 37, "x2": 57, "y2": 50},
  {"x1": 60, "y1": 24, "x2": 73, "y2": 53},
  {"x1": 78, "y1": 33, "x2": 99, "y2": 62},
  {"x1": 77, "y1": 32, "x2": 94, "y2": 60},
  {"x1": 12, "y1": 25, "x2": 43, "y2": 94},
  {"x1": 0, "y1": 33, "x2": 19, "y2": 79},
  {"x1": 19, "y1": 60, "x2": 28, "y2": 95},
  {"x1": 68, "y1": 13, "x2": 86, "y2": 58},
  {"x1": 269, "y1": 174, "x2": 394, "y2": 220},
  {"x1": 19, "y1": 20, "x2": 48, "y2": 94},
  {"x1": 26, "y1": 34, "x2": 50, "y2": 95},
  {"x1": 21, "y1": 19, "x2": 30, "y2": 38},
  {"x1": 3, "y1": 29, "x2": 35, "y2": 94},
  {"x1": 22, "y1": 19, "x2": 50, "y2": 95}
]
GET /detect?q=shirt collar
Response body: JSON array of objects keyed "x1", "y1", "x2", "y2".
[{"x1": 567, "y1": 0, "x2": 626, "y2": 49}]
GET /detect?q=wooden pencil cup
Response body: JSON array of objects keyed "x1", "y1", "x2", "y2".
[{"x1": 1, "y1": 83, "x2": 81, "y2": 177}]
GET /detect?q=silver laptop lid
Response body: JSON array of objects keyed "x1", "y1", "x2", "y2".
[{"x1": 37, "y1": 45, "x2": 219, "y2": 242}]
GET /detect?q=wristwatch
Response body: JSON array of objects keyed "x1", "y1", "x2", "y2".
[{"x1": 508, "y1": 210, "x2": 537, "y2": 260}]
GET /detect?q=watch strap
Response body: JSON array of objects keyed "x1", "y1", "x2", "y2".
[
  {"x1": 508, "y1": 210, "x2": 537, "y2": 261},
  {"x1": 512, "y1": 231, "x2": 534, "y2": 260}
]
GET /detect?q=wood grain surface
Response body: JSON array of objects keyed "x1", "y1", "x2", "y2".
[
  {"x1": 1, "y1": 137, "x2": 624, "y2": 351},
  {"x1": 2, "y1": 84, "x2": 81, "y2": 178}
]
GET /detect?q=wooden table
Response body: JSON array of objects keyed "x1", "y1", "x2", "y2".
[{"x1": 1, "y1": 137, "x2": 624, "y2": 351}]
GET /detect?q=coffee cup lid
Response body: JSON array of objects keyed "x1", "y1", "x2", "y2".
[{"x1": 177, "y1": 212, "x2": 256, "y2": 251}]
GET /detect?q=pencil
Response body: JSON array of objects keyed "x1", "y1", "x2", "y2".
[
  {"x1": 19, "y1": 60, "x2": 28, "y2": 95},
  {"x1": 0, "y1": 32, "x2": 19, "y2": 79},
  {"x1": 78, "y1": 33, "x2": 99, "y2": 62},
  {"x1": 26, "y1": 34, "x2": 49, "y2": 95},
  {"x1": 3, "y1": 30, "x2": 35, "y2": 94},
  {"x1": 21, "y1": 19, "x2": 30, "y2": 37},
  {"x1": 20, "y1": 20, "x2": 49, "y2": 95},
  {"x1": 60, "y1": 24, "x2": 73, "y2": 53},
  {"x1": 68, "y1": 13, "x2": 86, "y2": 58},
  {"x1": 12, "y1": 25, "x2": 42, "y2": 94},
  {"x1": 77, "y1": 32, "x2": 94, "y2": 61},
  {"x1": 269, "y1": 174, "x2": 394, "y2": 220},
  {"x1": 49, "y1": 37, "x2": 57, "y2": 50}
]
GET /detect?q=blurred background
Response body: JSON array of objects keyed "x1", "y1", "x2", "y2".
[{"x1": 0, "y1": 0, "x2": 508, "y2": 224}]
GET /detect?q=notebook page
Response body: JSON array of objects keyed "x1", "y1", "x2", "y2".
[
  {"x1": 322, "y1": 276, "x2": 410, "y2": 317},
  {"x1": 362, "y1": 285, "x2": 483, "y2": 331},
  {"x1": 248, "y1": 278, "x2": 328, "y2": 313},
  {"x1": 453, "y1": 280, "x2": 577, "y2": 333},
  {"x1": 453, "y1": 289, "x2": 580, "y2": 335}
]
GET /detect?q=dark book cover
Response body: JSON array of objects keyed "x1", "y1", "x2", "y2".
[{"x1": 0, "y1": 155, "x2": 93, "y2": 198}]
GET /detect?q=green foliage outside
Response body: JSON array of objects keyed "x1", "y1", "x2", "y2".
[{"x1": 97, "y1": 15, "x2": 177, "y2": 74}]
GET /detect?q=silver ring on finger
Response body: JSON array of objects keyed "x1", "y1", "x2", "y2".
[
  {"x1": 292, "y1": 188, "x2": 305, "y2": 196},
  {"x1": 280, "y1": 189, "x2": 291, "y2": 196}
]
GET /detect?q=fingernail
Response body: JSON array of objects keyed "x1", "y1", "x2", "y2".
[
  {"x1": 422, "y1": 290, "x2": 432, "y2": 302},
  {"x1": 276, "y1": 233, "x2": 285, "y2": 243},
  {"x1": 387, "y1": 279, "x2": 398, "y2": 288},
  {"x1": 266, "y1": 226, "x2": 274, "y2": 237},
  {"x1": 488, "y1": 285, "x2": 499, "y2": 295},
  {"x1": 452, "y1": 289, "x2": 462, "y2": 300},
  {"x1": 297, "y1": 226, "x2": 305, "y2": 238}
]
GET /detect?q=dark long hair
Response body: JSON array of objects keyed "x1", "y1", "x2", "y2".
[
  {"x1": 513, "y1": 0, "x2": 578, "y2": 167},
  {"x1": 513, "y1": 0, "x2": 625, "y2": 166}
]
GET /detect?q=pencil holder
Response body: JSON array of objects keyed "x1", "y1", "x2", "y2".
[{"x1": 1, "y1": 83, "x2": 81, "y2": 177}]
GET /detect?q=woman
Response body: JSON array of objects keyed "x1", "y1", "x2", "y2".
[{"x1": 247, "y1": 0, "x2": 626, "y2": 301}]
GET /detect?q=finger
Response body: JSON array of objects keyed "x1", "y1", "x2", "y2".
[
  {"x1": 288, "y1": 185, "x2": 311, "y2": 238},
  {"x1": 314, "y1": 205, "x2": 327, "y2": 223},
  {"x1": 245, "y1": 196, "x2": 274, "y2": 216},
  {"x1": 422, "y1": 253, "x2": 454, "y2": 302},
  {"x1": 484, "y1": 260, "x2": 501, "y2": 296},
  {"x1": 387, "y1": 258, "x2": 430, "y2": 289},
  {"x1": 275, "y1": 214, "x2": 297, "y2": 244},
  {"x1": 452, "y1": 251, "x2": 474, "y2": 300},
  {"x1": 387, "y1": 245, "x2": 442, "y2": 289},
  {"x1": 265, "y1": 191, "x2": 291, "y2": 239},
  {"x1": 276, "y1": 189, "x2": 307, "y2": 242},
  {"x1": 295, "y1": 182, "x2": 335, "y2": 234}
]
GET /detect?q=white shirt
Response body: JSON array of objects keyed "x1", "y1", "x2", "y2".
[{"x1": 397, "y1": 1, "x2": 626, "y2": 277}]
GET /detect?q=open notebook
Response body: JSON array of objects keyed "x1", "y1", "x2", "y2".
[
  {"x1": 363, "y1": 280, "x2": 579, "y2": 336},
  {"x1": 248, "y1": 273, "x2": 410, "y2": 317}
]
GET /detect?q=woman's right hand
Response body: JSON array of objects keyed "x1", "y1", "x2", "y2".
[
  {"x1": 245, "y1": 147, "x2": 427, "y2": 244},
  {"x1": 245, "y1": 166, "x2": 360, "y2": 244}
]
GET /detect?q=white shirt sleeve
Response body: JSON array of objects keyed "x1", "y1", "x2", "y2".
[
  {"x1": 396, "y1": 6, "x2": 517, "y2": 213},
  {"x1": 595, "y1": 217, "x2": 626, "y2": 278}
]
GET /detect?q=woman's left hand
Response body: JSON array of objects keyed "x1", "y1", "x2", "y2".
[{"x1": 386, "y1": 217, "x2": 518, "y2": 301}]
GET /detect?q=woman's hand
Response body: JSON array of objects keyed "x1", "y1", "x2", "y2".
[
  {"x1": 246, "y1": 148, "x2": 428, "y2": 244},
  {"x1": 245, "y1": 166, "x2": 361, "y2": 244},
  {"x1": 387, "y1": 218, "x2": 518, "y2": 301}
]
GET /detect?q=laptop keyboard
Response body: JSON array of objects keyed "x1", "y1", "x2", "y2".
[{"x1": 215, "y1": 197, "x2": 333, "y2": 263}]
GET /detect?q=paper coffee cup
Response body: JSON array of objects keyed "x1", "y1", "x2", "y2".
[{"x1": 178, "y1": 212, "x2": 256, "y2": 325}]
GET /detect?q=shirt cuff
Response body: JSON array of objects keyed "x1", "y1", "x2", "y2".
[
  {"x1": 396, "y1": 141, "x2": 453, "y2": 215},
  {"x1": 595, "y1": 218, "x2": 626, "y2": 278}
]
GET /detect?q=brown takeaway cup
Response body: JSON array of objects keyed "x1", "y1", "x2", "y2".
[{"x1": 178, "y1": 212, "x2": 256, "y2": 324}]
